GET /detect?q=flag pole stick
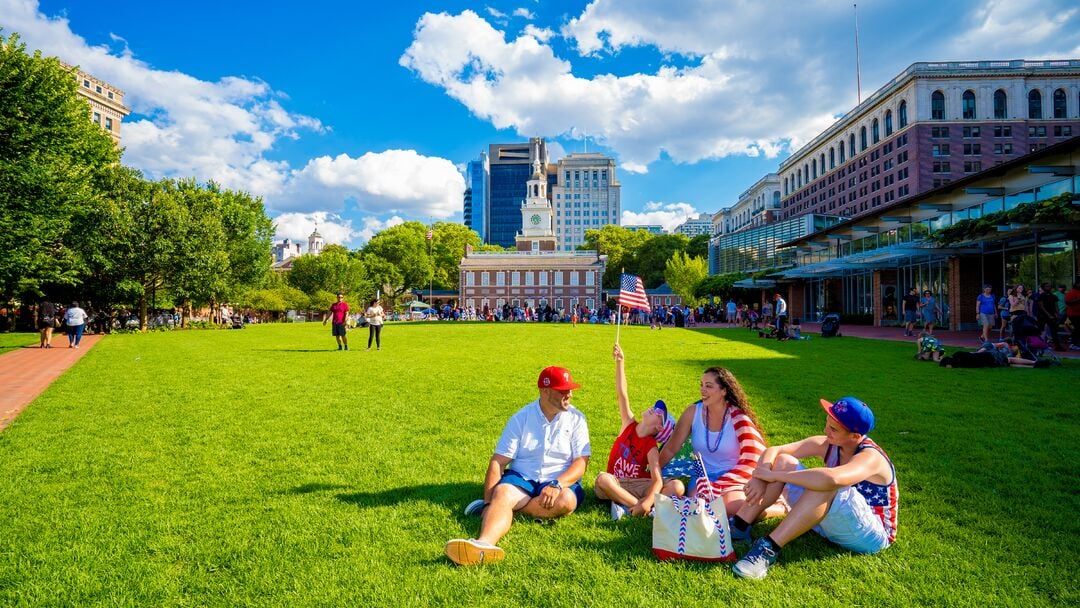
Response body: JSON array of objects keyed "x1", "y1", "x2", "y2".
[{"x1": 615, "y1": 268, "x2": 624, "y2": 345}]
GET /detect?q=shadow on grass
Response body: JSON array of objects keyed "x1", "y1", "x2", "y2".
[
  {"x1": 253, "y1": 348, "x2": 342, "y2": 353},
  {"x1": 334, "y1": 482, "x2": 483, "y2": 516}
]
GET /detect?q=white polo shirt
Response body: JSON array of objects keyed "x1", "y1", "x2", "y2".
[{"x1": 495, "y1": 399, "x2": 591, "y2": 483}]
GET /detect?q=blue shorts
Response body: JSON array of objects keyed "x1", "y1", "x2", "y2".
[
  {"x1": 783, "y1": 465, "x2": 890, "y2": 554},
  {"x1": 904, "y1": 310, "x2": 917, "y2": 323},
  {"x1": 499, "y1": 469, "x2": 584, "y2": 510}
]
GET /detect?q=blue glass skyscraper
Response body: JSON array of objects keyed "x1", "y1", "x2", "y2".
[
  {"x1": 463, "y1": 151, "x2": 488, "y2": 241},
  {"x1": 486, "y1": 139, "x2": 547, "y2": 248}
]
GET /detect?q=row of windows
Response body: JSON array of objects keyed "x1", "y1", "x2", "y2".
[
  {"x1": 465, "y1": 299, "x2": 597, "y2": 311},
  {"x1": 82, "y1": 78, "x2": 116, "y2": 100},
  {"x1": 91, "y1": 111, "x2": 114, "y2": 131},
  {"x1": 931, "y1": 87, "x2": 1074, "y2": 121},
  {"x1": 785, "y1": 181, "x2": 914, "y2": 219},
  {"x1": 467, "y1": 270, "x2": 597, "y2": 287}
]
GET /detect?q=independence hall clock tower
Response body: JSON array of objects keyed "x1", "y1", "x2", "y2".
[{"x1": 515, "y1": 141, "x2": 558, "y2": 252}]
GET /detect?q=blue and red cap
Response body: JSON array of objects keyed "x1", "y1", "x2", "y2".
[
  {"x1": 819, "y1": 396, "x2": 875, "y2": 435},
  {"x1": 650, "y1": 400, "x2": 676, "y2": 444}
]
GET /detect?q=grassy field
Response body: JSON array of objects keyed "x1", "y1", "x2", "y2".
[
  {"x1": 0, "y1": 331, "x2": 39, "y2": 354},
  {"x1": 0, "y1": 322, "x2": 1077, "y2": 607}
]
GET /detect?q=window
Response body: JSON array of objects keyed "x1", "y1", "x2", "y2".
[
  {"x1": 931, "y1": 126, "x2": 950, "y2": 138},
  {"x1": 964, "y1": 161, "x2": 982, "y2": 173},
  {"x1": 539, "y1": 271, "x2": 547, "y2": 286},
  {"x1": 108, "y1": 91, "x2": 114, "y2": 99},
  {"x1": 820, "y1": 153, "x2": 826, "y2": 174},
  {"x1": 569, "y1": 271, "x2": 579, "y2": 286},
  {"x1": 884, "y1": 110, "x2": 893, "y2": 135},
  {"x1": 962, "y1": 126, "x2": 980, "y2": 138},
  {"x1": 871, "y1": 118, "x2": 880, "y2": 144},
  {"x1": 1028, "y1": 89, "x2": 1042, "y2": 119},
  {"x1": 829, "y1": 147, "x2": 835, "y2": 169},
  {"x1": 812, "y1": 159, "x2": 817, "y2": 180},
  {"x1": 932, "y1": 144, "x2": 950, "y2": 156},
  {"x1": 93, "y1": 112, "x2": 101, "y2": 124},
  {"x1": 860, "y1": 126, "x2": 867, "y2": 151},
  {"x1": 481, "y1": 272, "x2": 490, "y2": 286},
  {"x1": 466, "y1": 272, "x2": 475, "y2": 286},
  {"x1": 849, "y1": 134, "x2": 856, "y2": 157},
  {"x1": 586, "y1": 272, "x2": 594, "y2": 286},
  {"x1": 104, "y1": 117, "x2": 113, "y2": 131},
  {"x1": 82, "y1": 79, "x2": 90, "y2": 88},
  {"x1": 963, "y1": 143, "x2": 980, "y2": 155},
  {"x1": 1029, "y1": 126, "x2": 1046, "y2": 137},
  {"x1": 496, "y1": 272, "x2": 505, "y2": 286},
  {"x1": 898, "y1": 100, "x2": 908, "y2": 128},
  {"x1": 932, "y1": 161, "x2": 951, "y2": 173},
  {"x1": 962, "y1": 90, "x2": 976, "y2": 119},
  {"x1": 931, "y1": 91, "x2": 945, "y2": 120},
  {"x1": 838, "y1": 142, "x2": 845, "y2": 163},
  {"x1": 524, "y1": 271, "x2": 533, "y2": 286},
  {"x1": 1054, "y1": 125, "x2": 1073, "y2": 137},
  {"x1": 994, "y1": 143, "x2": 1013, "y2": 155},
  {"x1": 1053, "y1": 88, "x2": 1067, "y2": 118},
  {"x1": 95, "y1": 85, "x2": 102, "y2": 93},
  {"x1": 993, "y1": 125, "x2": 1012, "y2": 137},
  {"x1": 897, "y1": 150, "x2": 908, "y2": 164},
  {"x1": 993, "y1": 89, "x2": 1008, "y2": 119}
]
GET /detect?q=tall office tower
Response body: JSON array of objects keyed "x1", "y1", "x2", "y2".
[
  {"x1": 551, "y1": 153, "x2": 621, "y2": 251},
  {"x1": 488, "y1": 138, "x2": 548, "y2": 248},
  {"x1": 779, "y1": 60, "x2": 1080, "y2": 221},
  {"x1": 463, "y1": 151, "x2": 489, "y2": 241}
]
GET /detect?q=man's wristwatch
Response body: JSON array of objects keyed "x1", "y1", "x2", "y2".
[{"x1": 547, "y1": 479, "x2": 562, "y2": 490}]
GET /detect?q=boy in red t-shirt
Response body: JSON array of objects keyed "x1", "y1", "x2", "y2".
[{"x1": 594, "y1": 344, "x2": 686, "y2": 520}]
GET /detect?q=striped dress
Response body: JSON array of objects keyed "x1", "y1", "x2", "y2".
[{"x1": 690, "y1": 402, "x2": 765, "y2": 498}]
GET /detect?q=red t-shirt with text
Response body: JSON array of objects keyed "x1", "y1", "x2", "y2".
[{"x1": 606, "y1": 421, "x2": 657, "y2": 479}]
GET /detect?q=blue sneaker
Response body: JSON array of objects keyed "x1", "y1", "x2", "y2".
[
  {"x1": 610, "y1": 502, "x2": 629, "y2": 521},
  {"x1": 729, "y1": 517, "x2": 753, "y2": 545},
  {"x1": 733, "y1": 538, "x2": 778, "y2": 580},
  {"x1": 463, "y1": 499, "x2": 487, "y2": 517}
]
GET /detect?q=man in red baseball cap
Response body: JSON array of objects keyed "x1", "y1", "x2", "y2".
[
  {"x1": 446, "y1": 365, "x2": 591, "y2": 566},
  {"x1": 730, "y1": 396, "x2": 898, "y2": 580}
]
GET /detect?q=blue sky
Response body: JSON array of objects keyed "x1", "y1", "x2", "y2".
[{"x1": 4, "y1": 0, "x2": 1079, "y2": 246}]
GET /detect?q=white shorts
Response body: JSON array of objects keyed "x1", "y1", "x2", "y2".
[{"x1": 783, "y1": 466, "x2": 890, "y2": 554}]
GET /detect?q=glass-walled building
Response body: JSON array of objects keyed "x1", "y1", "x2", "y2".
[
  {"x1": 709, "y1": 213, "x2": 843, "y2": 275},
  {"x1": 778, "y1": 137, "x2": 1079, "y2": 327}
]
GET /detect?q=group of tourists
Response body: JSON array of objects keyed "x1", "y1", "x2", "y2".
[
  {"x1": 35, "y1": 300, "x2": 90, "y2": 349},
  {"x1": 323, "y1": 294, "x2": 385, "y2": 351},
  {"x1": 445, "y1": 344, "x2": 897, "y2": 580}
]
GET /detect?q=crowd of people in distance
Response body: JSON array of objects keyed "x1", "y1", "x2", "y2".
[{"x1": 446, "y1": 344, "x2": 898, "y2": 581}]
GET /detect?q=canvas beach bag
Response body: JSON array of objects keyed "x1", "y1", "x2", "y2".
[{"x1": 651, "y1": 453, "x2": 736, "y2": 562}]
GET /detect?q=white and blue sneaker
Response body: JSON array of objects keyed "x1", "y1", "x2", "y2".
[
  {"x1": 610, "y1": 502, "x2": 629, "y2": 521},
  {"x1": 733, "y1": 537, "x2": 779, "y2": 579},
  {"x1": 463, "y1": 499, "x2": 487, "y2": 517}
]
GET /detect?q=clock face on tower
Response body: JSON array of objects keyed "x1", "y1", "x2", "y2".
[{"x1": 530, "y1": 214, "x2": 542, "y2": 225}]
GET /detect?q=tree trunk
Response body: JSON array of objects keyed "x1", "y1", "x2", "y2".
[{"x1": 139, "y1": 295, "x2": 147, "y2": 331}]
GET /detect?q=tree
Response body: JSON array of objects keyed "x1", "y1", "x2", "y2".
[
  {"x1": 430, "y1": 222, "x2": 481, "y2": 290},
  {"x1": 634, "y1": 234, "x2": 691, "y2": 288},
  {"x1": 361, "y1": 222, "x2": 434, "y2": 302},
  {"x1": 580, "y1": 225, "x2": 651, "y2": 288},
  {"x1": 0, "y1": 33, "x2": 119, "y2": 320},
  {"x1": 687, "y1": 233, "x2": 710, "y2": 260},
  {"x1": 695, "y1": 272, "x2": 750, "y2": 301},
  {"x1": 665, "y1": 251, "x2": 708, "y2": 306},
  {"x1": 287, "y1": 244, "x2": 371, "y2": 305}
]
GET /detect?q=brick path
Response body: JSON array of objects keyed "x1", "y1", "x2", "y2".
[{"x1": 0, "y1": 334, "x2": 102, "y2": 432}]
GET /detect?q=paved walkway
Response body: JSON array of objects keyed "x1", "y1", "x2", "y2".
[{"x1": 0, "y1": 334, "x2": 102, "y2": 432}]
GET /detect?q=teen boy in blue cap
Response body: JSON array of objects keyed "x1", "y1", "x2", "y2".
[{"x1": 730, "y1": 396, "x2": 898, "y2": 580}]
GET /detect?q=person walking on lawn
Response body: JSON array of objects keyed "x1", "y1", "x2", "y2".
[
  {"x1": 446, "y1": 366, "x2": 591, "y2": 566},
  {"x1": 323, "y1": 293, "x2": 349, "y2": 351},
  {"x1": 730, "y1": 396, "x2": 897, "y2": 580}
]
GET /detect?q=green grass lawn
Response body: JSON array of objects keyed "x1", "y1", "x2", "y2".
[
  {"x1": 0, "y1": 322, "x2": 1077, "y2": 607},
  {"x1": 0, "y1": 331, "x2": 39, "y2": 354}
]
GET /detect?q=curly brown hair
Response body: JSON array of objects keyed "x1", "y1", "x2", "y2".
[{"x1": 702, "y1": 367, "x2": 764, "y2": 438}]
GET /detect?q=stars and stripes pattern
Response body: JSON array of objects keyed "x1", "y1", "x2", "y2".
[
  {"x1": 619, "y1": 273, "x2": 650, "y2": 312},
  {"x1": 825, "y1": 437, "x2": 899, "y2": 543},
  {"x1": 692, "y1": 407, "x2": 766, "y2": 498}
]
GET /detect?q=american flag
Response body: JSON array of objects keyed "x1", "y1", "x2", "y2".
[
  {"x1": 425, "y1": 228, "x2": 433, "y2": 241},
  {"x1": 619, "y1": 273, "x2": 650, "y2": 312}
]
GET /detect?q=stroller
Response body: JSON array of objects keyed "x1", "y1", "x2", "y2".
[
  {"x1": 820, "y1": 313, "x2": 842, "y2": 338},
  {"x1": 1011, "y1": 313, "x2": 1061, "y2": 366}
]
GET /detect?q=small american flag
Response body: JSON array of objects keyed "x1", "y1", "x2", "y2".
[
  {"x1": 425, "y1": 228, "x2": 433, "y2": 241},
  {"x1": 619, "y1": 273, "x2": 650, "y2": 312}
]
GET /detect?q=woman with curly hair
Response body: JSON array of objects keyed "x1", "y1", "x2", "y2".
[{"x1": 659, "y1": 367, "x2": 784, "y2": 517}]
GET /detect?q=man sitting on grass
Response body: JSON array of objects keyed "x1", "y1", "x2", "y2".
[
  {"x1": 446, "y1": 366, "x2": 591, "y2": 566},
  {"x1": 594, "y1": 344, "x2": 684, "y2": 520},
  {"x1": 729, "y1": 396, "x2": 898, "y2": 580}
]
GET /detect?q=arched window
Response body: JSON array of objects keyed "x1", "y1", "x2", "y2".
[
  {"x1": 898, "y1": 100, "x2": 908, "y2": 128},
  {"x1": 820, "y1": 153, "x2": 826, "y2": 174},
  {"x1": 1053, "y1": 88, "x2": 1067, "y2": 118},
  {"x1": 849, "y1": 134, "x2": 856, "y2": 157},
  {"x1": 797, "y1": 168, "x2": 802, "y2": 188},
  {"x1": 839, "y1": 141, "x2": 845, "y2": 163},
  {"x1": 871, "y1": 118, "x2": 880, "y2": 144},
  {"x1": 884, "y1": 110, "x2": 893, "y2": 135},
  {"x1": 860, "y1": 126, "x2": 867, "y2": 151},
  {"x1": 961, "y1": 90, "x2": 976, "y2": 120},
  {"x1": 993, "y1": 89, "x2": 1008, "y2": 119},
  {"x1": 829, "y1": 147, "x2": 836, "y2": 169},
  {"x1": 811, "y1": 159, "x2": 817, "y2": 180},
  {"x1": 1028, "y1": 89, "x2": 1042, "y2": 119},
  {"x1": 931, "y1": 90, "x2": 945, "y2": 120}
]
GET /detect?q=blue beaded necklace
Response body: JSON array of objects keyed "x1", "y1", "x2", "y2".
[{"x1": 703, "y1": 401, "x2": 729, "y2": 453}]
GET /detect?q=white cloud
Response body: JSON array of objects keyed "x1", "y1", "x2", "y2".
[
  {"x1": 272, "y1": 212, "x2": 357, "y2": 247},
  {"x1": 485, "y1": 6, "x2": 507, "y2": 20},
  {"x1": 1, "y1": 1, "x2": 463, "y2": 225},
  {"x1": 943, "y1": 0, "x2": 1080, "y2": 58},
  {"x1": 513, "y1": 8, "x2": 536, "y2": 20},
  {"x1": 622, "y1": 201, "x2": 698, "y2": 233},
  {"x1": 355, "y1": 215, "x2": 406, "y2": 242},
  {"x1": 522, "y1": 24, "x2": 554, "y2": 43}
]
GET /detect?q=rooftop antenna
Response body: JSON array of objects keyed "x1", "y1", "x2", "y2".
[
  {"x1": 854, "y1": 3, "x2": 862, "y2": 104},
  {"x1": 583, "y1": 127, "x2": 588, "y2": 153}
]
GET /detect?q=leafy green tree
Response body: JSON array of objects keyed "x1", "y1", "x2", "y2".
[
  {"x1": 687, "y1": 233, "x2": 710, "y2": 260},
  {"x1": 430, "y1": 222, "x2": 481, "y2": 290},
  {"x1": 287, "y1": 244, "x2": 371, "y2": 304},
  {"x1": 634, "y1": 234, "x2": 690, "y2": 288},
  {"x1": 580, "y1": 225, "x2": 652, "y2": 288},
  {"x1": 665, "y1": 251, "x2": 708, "y2": 306},
  {"x1": 361, "y1": 222, "x2": 434, "y2": 302},
  {"x1": 695, "y1": 272, "x2": 750, "y2": 301},
  {"x1": 0, "y1": 33, "x2": 119, "y2": 319}
]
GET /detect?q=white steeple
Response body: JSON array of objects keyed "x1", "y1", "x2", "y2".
[{"x1": 308, "y1": 223, "x2": 324, "y2": 255}]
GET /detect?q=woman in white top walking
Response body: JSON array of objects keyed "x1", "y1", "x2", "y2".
[
  {"x1": 65, "y1": 301, "x2": 89, "y2": 348},
  {"x1": 365, "y1": 299, "x2": 384, "y2": 351}
]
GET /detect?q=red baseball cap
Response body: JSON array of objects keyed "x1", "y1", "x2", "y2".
[{"x1": 537, "y1": 366, "x2": 581, "y2": 391}]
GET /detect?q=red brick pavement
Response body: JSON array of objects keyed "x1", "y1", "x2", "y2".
[{"x1": 0, "y1": 334, "x2": 102, "y2": 432}]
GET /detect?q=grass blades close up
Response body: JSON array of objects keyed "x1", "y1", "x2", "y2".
[{"x1": 0, "y1": 322, "x2": 1077, "y2": 607}]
